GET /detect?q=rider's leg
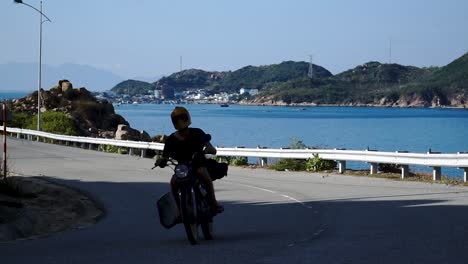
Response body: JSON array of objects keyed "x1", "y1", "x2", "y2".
[{"x1": 196, "y1": 166, "x2": 223, "y2": 213}]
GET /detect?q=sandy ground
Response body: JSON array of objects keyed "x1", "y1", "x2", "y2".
[{"x1": 0, "y1": 175, "x2": 103, "y2": 242}]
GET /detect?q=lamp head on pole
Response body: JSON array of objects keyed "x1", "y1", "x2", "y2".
[{"x1": 13, "y1": 0, "x2": 52, "y2": 23}]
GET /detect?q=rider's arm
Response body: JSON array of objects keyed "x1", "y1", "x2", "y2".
[
  {"x1": 198, "y1": 130, "x2": 216, "y2": 155},
  {"x1": 157, "y1": 134, "x2": 175, "y2": 168},
  {"x1": 204, "y1": 142, "x2": 217, "y2": 155}
]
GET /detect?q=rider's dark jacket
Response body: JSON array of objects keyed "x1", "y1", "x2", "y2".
[{"x1": 162, "y1": 128, "x2": 208, "y2": 168}]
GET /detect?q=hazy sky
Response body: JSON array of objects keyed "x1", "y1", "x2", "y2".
[{"x1": 2, "y1": 0, "x2": 467, "y2": 79}]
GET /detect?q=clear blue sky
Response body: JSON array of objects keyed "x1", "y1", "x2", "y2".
[{"x1": 1, "y1": 0, "x2": 467, "y2": 79}]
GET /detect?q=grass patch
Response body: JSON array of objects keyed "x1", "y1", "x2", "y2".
[{"x1": 344, "y1": 170, "x2": 466, "y2": 186}]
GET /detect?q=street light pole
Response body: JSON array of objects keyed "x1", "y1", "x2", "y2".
[{"x1": 14, "y1": 0, "x2": 52, "y2": 131}]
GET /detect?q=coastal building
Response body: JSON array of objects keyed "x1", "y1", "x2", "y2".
[
  {"x1": 154, "y1": 90, "x2": 161, "y2": 99},
  {"x1": 239, "y1": 88, "x2": 259, "y2": 96}
]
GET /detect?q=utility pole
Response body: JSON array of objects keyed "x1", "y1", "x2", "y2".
[
  {"x1": 2, "y1": 104, "x2": 7, "y2": 180},
  {"x1": 389, "y1": 38, "x2": 392, "y2": 64},
  {"x1": 180, "y1": 56, "x2": 182, "y2": 72},
  {"x1": 14, "y1": 0, "x2": 52, "y2": 132},
  {"x1": 308, "y1": 55, "x2": 314, "y2": 79}
]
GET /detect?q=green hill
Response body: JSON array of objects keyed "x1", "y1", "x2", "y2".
[
  {"x1": 153, "y1": 61, "x2": 331, "y2": 94},
  {"x1": 111, "y1": 80, "x2": 154, "y2": 96},
  {"x1": 219, "y1": 61, "x2": 332, "y2": 92},
  {"x1": 256, "y1": 53, "x2": 468, "y2": 107},
  {"x1": 154, "y1": 69, "x2": 223, "y2": 93},
  {"x1": 109, "y1": 52, "x2": 468, "y2": 107}
]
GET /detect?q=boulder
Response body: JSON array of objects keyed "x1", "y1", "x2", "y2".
[
  {"x1": 115, "y1": 124, "x2": 129, "y2": 140},
  {"x1": 152, "y1": 134, "x2": 168, "y2": 143},
  {"x1": 114, "y1": 125, "x2": 152, "y2": 142},
  {"x1": 59, "y1": 80, "x2": 73, "y2": 93}
]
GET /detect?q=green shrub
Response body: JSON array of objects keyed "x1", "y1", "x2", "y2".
[
  {"x1": 270, "y1": 137, "x2": 309, "y2": 171},
  {"x1": 99, "y1": 144, "x2": 119, "y2": 153},
  {"x1": 306, "y1": 154, "x2": 336, "y2": 172},
  {"x1": 271, "y1": 159, "x2": 307, "y2": 171},
  {"x1": 215, "y1": 156, "x2": 248, "y2": 166},
  {"x1": 230, "y1": 156, "x2": 248, "y2": 166},
  {"x1": 118, "y1": 148, "x2": 129, "y2": 155},
  {"x1": 27, "y1": 111, "x2": 79, "y2": 136},
  {"x1": 216, "y1": 156, "x2": 232, "y2": 164},
  {"x1": 379, "y1": 163, "x2": 400, "y2": 173},
  {"x1": 10, "y1": 112, "x2": 32, "y2": 129}
]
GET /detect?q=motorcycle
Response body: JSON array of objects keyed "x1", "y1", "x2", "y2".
[{"x1": 154, "y1": 156, "x2": 216, "y2": 245}]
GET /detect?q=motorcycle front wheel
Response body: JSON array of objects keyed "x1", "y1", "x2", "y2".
[{"x1": 180, "y1": 189, "x2": 198, "y2": 245}]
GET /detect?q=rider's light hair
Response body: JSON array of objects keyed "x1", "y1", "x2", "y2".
[{"x1": 171, "y1": 106, "x2": 192, "y2": 130}]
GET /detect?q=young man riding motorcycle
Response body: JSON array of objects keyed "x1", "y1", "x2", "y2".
[{"x1": 157, "y1": 106, "x2": 224, "y2": 215}]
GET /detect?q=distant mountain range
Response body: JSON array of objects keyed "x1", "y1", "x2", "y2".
[
  {"x1": 110, "y1": 52, "x2": 468, "y2": 107},
  {"x1": 0, "y1": 63, "x2": 124, "y2": 92}
]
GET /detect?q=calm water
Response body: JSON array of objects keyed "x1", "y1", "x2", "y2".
[
  {"x1": 0, "y1": 91, "x2": 28, "y2": 101},
  {"x1": 116, "y1": 104, "x2": 468, "y2": 177},
  {"x1": 2, "y1": 89, "x2": 467, "y2": 177}
]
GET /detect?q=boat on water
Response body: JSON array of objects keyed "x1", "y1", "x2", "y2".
[{"x1": 220, "y1": 104, "x2": 229, "y2": 107}]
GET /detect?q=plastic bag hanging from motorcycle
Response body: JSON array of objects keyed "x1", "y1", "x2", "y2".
[{"x1": 206, "y1": 159, "x2": 228, "y2": 181}]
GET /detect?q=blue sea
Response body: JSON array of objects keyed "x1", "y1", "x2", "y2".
[
  {"x1": 0, "y1": 91, "x2": 28, "y2": 101},
  {"x1": 116, "y1": 104, "x2": 468, "y2": 178},
  {"x1": 2, "y1": 89, "x2": 467, "y2": 178}
]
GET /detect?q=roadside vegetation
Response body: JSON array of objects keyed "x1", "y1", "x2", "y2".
[
  {"x1": 270, "y1": 138, "x2": 336, "y2": 172},
  {"x1": 11, "y1": 111, "x2": 79, "y2": 136}
]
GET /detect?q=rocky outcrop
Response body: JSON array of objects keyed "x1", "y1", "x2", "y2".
[
  {"x1": 115, "y1": 124, "x2": 151, "y2": 142},
  {"x1": 8, "y1": 80, "x2": 152, "y2": 140}
]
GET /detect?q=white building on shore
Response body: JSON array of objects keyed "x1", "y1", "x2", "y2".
[{"x1": 239, "y1": 88, "x2": 259, "y2": 96}]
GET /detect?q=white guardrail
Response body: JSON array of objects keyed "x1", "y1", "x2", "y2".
[{"x1": 2, "y1": 126, "x2": 468, "y2": 182}]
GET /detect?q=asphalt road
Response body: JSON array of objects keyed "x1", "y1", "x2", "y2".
[{"x1": 2, "y1": 138, "x2": 468, "y2": 263}]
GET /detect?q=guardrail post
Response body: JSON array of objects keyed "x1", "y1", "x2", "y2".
[
  {"x1": 432, "y1": 167, "x2": 442, "y2": 181},
  {"x1": 370, "y1": 163, "x2": 378, "y2": 174},
  {"x1": 401, "y1": 165, "x2": 409, "y2": 179},
  {"x1": 338, "y1": 161, "x2": 346, "y2": 174},
  {"x1": 141, "y1": 149, "x2": 147, "y2": 158},
  {"x1": 463, "y1": 168, "x2": 468, "y2": 183},
  {"x1": 17, "y1": 133, "x2": 20, "y2": 139},
  {"x1": 129, "y1": 148, "x2": 134, "y2": 156},
  {"x1": 259, "y1": 158, "x2": 268, "y2": 167}
]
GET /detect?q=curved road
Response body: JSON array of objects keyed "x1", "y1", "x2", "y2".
[{"x1": 2, "y1": 138, "x2": 468, "y2": 263}]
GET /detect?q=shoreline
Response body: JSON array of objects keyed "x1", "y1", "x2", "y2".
[{"x1": 237, "y1": 101, "x2": 468, "y2": 109}]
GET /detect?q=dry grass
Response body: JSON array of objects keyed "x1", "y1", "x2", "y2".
[{"x1": 343, "y1": 169, "x2": 466, "y2": 186}]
